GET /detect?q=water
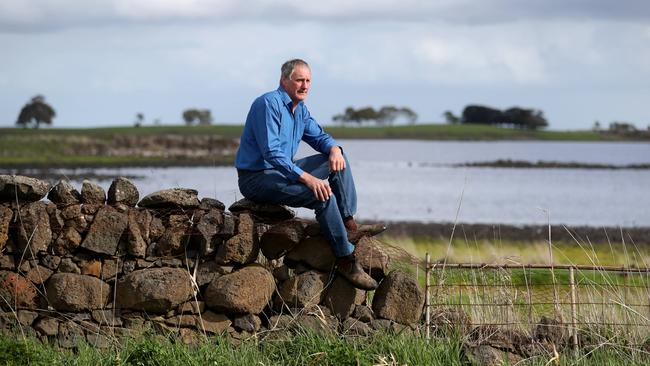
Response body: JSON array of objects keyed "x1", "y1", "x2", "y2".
[{"x1": 62, "y1": 140, "x2": 650, "y2": 226}]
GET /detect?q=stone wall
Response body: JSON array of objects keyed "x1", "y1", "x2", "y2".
[{"x1": 0, "y1": 175, "x2": 424, "y2": 348}]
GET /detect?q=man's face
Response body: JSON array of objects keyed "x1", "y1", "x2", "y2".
[{"x1": 281, "y1": 64, "x2": 311, "y2": 104}]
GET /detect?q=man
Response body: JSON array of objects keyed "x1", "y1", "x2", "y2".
[{"x1": 235, "y1": 59, "x2": 382, "y2": 290}]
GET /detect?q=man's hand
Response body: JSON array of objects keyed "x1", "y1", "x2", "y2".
[
  {"x1": 299, "y1": 172, "x2": 332, "y2": 201},
  {"x1": 329, "y1": 146, "x2": 346, "y2": 172}
]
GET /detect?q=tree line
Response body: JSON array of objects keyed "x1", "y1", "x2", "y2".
[
  {"x1": 443, "y1": 105, "x2": 548, "y2": 130},
  {"x1": 333, "y1": 106, "x2": 417, "y2": 125},
  {"x1": 13, "y1": 95, "x2": 649, "y2": 133}
]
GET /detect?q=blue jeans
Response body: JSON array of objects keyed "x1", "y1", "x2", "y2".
[{"x1": 238, "y1": 153, "x2": 357, "y2": 258}]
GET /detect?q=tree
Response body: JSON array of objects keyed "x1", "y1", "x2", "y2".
[
  {"x1": 333, "y1": 106, "x2": 417, "y2": 125},
  {"x1": 461, "y1": 105, "x2": 502, "y2": 125},
  {"x1": 442, "y1": 110, "x2": 460, "y2": 124},
  {"x1": 502, "y1": 107, "x2": 548, "y2": 130},
  {"x1": 461, "y1": 104, "x2": 548, "y2": 130},
  {"x1": 608, "y1": 121, "x2": 637, "y2": 133},
  {"x1": 16, "y1": 95, "x2": 56, "y2": 129},
  {"x1": 182, "y1": 109, "x2": 213, "y2": 125},
  {"x1": 134, "y1": 112, "x2": 144, "y2": 128}
]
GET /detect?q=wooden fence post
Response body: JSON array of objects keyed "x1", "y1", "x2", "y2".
[
  {"x1": 425, "y1": 253, "x2": 431, "y2": 341},
  {"x1": 569, "y1": 266, "x2": 579, "y2": 354}
]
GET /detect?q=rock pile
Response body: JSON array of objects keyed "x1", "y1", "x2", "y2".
[{"x1": 0, "y1": 174, "x2": 424, "y2": 348}]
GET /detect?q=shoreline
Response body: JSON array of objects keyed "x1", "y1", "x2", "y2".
[{"x1": 384, "y1": 221, "x2": 650, "y2": 245}]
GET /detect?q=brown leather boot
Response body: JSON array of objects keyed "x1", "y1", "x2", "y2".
[
  {"x1": 344, "y1": 217, "x2": 387, "y2": 244},
  {"x1": 336, "y1": 254, "x2": 378, "y2": 290}
]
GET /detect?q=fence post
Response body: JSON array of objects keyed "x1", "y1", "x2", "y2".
[
  {"x1": 425, "y1": 253, "x2": 431, "y2": 341},
  {"x1": 569, "y1": 266, "x2": 579, "y2": 354}
]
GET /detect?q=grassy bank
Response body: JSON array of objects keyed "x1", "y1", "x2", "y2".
[
  {"x1": 3, "y1": 123, "x2": 649, "y2": 141},
  {"x1": 2, "y1": 331, "x2": 649, "y2": 365},
  {"x1": 1, "y1": 123, "x2": 646, "y2": 168}
]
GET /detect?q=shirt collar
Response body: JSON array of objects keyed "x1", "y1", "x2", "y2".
[{"x1": 277, "y1": 86, "x2": 303, "y2": 109}]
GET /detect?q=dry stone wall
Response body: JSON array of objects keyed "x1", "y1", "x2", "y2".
[{"x1": 0, "y1": 174, "x2": 423, "y2": 348}]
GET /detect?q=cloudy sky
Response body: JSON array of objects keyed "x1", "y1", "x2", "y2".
[{"x1": 1, "y1": 0, "x2": 649, "y2": 129}]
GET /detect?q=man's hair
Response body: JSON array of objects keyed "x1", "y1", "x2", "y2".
[{"x1": 281, "y1": 59, "x2": 309, "y2": 80}]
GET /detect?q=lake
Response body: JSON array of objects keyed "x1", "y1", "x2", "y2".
[{"x1": 64, "y1": 140, "x2": 650, "y2": 227}]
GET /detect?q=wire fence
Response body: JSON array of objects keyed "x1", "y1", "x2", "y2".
[{"x1": 423, "y1": 255, "x2": 650, "y2": 347}]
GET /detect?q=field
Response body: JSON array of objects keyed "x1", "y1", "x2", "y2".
[
  {"x1": 3, "y1": 124, "x2": 650, "y2": 364},
  {"x1": 2, "y1": 326, "x2": 649, "y2": 365}
]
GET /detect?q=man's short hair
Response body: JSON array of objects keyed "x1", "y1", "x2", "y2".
[{"x1": 281, "y1": 59, "x2": 310, "y2": 81}]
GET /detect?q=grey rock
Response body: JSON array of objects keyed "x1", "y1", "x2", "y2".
[
  {"x1": 285, "y1": 236, "x2": 335, "y2": 272},
  {"x1": 0, "y1": 255, "x2": 15, "y2": 271},
  {"x1": 276, "y1": 270, "x2": 329, "y2": 310},
  {"x1": 80, "y1": 206, "x2": 128, "y2": 255},
  {"x1": 0, "y1": 205, "x2": 12, "y2": 251},
  {"x1": 25, "y1": 265, "x2": 54, "y2": 285},
  {"x1": 80, "y1": 180, "x2": 106, "y2": 204},
  {"x1": 86, "y1": 333, "x2": 111, "y2": 349},
  {"x1": 138, "y1": 188, "x2": 200, "y2": 209},
  {"x1": 195, "y1": 209, "x2": 224, "y2": 256},
  {"x1": 464, "y1": 344, "x2": 523, "y2": 366},
  {"x1": 197, "y1": 311, "x2": 231, "y2": 334},
  {"x1": 372, "y1": 270, "x2": 424, "y2": 325},
  {"x1": 53, "y1": 226, "x2": 82, "y2": 255},
  {"x1": 100, "y1": 258, "x2": 122, "y2": 281},
  {"x1": 39, "y1": 254, "x2": 61, "y2": 270},
  {"x1": 215, "y1": 213, "x2": 259, "y2": 265},
  {"x1": 115, "y1": 268, "x2": 194, "y2": 313},
  {"x1": 233, "y1": 314, "x2": 261, "y2": 332},
  {"x1": 59, "y1": 257, "x2": 81, "y2": 274},
  {"x1": 17, "y1": 310, "x2": 39, "y2": 326},
  {"x1": 107, "y1": 177, "x2": 139, "y2": 207},
  {"x1": 355, "y1": 236, "x2": 390, "y2": 281},
  {"x1": 178, "y1": 301, "x2": 205, "y2": 314},
  {"x1": 47, "y1": 180, "x2": 81, "y2": 207},
  {"x1": 0, "y1": 175, "x2": 50, "y2": 202},
  {"x1": 15, "y1": 201, "x2": 52, "y2": 254},
  {"x1": 47, "y1": 204, "x2": 65, "y2": 233},
  {"x1": 34, "y1": 317, "x2": 59, "y2": 336},
  {"x1": 91, "y1": 309, "x2": 123, "y2": 326},
  {"x1": 324, "y1": 275, "x2": 366, "y2": 319},
  {"x1": 80, "y1": 203, "x2": 103, "y2": 215},
  {"x1": 220, "y1": 212, "x2": 236, "y2": 236},
  {"x1": 352, "y1": 305, "x2": 374, "y2": 323},
  {"x1": 534, "y1": 316, "x2": 567, "y2": 346},
  {"x1": 58, "y1": 321, "x2": 85, "y2": 348},
  {"x1": 126, "y1": 208, "x2": 152, "y2": 257},
  {"x1": 342, "y1": 318, "x2": 372, "y2": 336},
  {"x1": 272, "y1": 264, "x2": 290, "y2": 282},
  {"x1": 205, "y1": 265, "x2": 275, "y2": 314},
  {"x1": 45, "y1": 273, "x2": 111, "y2": 311},
  {"x1": 155, "y1": 214, "x2": 191, "y2": 256},
  {"x1": 196, "y1": 261, "x2": 225, "y2": 287},
  {"x1": 228, "y1": 198, "x2": 295, "y2": 221},
  {"x1": 430, "y1": 307, "x2": 472, "y2": 336},
  {"x1": 260, "y1": 219, "x2": 307, "y2": 260},
  {"x1": 199, "y1": 197, "x2": 225, "y2": 210}
]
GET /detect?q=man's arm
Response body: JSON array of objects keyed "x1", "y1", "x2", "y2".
[
  {"x1": 302, "y1": 109, "x2": 346, "y2": 172},
  {"x1": 251, "y1": 98, "x2": 305, "y2": 182},
  {"x1": 298, "y1": 171, "x2": 332, "y2": 201}
]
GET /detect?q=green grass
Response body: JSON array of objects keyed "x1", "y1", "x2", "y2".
[
  {"x1": 2, "y1": 123, "x2": 645, "y2": 167},
  {"x1": 1, "y1": 330, "x2": 649, "y2": 365},
  {"x1": 2, "y1": 123, "x2": 646, "y2": 141},
  {"x1": 0, "y1": 330, "x2": 464, "y2": 366}
]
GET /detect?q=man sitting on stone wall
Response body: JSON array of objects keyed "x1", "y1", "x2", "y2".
[{"x1": 235, "y1": 59, "x2": 384, "y2": 290}]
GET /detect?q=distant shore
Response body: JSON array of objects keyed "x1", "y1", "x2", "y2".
[
  {"x1": 1, "y1": 124, "x2": 648, "y2": 168},
  {"x1": 385, "y1": 221, "x2": 650, "y2": 245}
]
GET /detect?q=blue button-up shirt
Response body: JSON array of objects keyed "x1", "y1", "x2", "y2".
[{"x1": 235, "y1": 87, "x2": 338, "y2": 182}]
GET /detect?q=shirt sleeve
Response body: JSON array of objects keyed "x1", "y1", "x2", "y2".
[
  {"x1": 301, "y1": 107, "x2": 338, "y2": 154},
  {"x1": 252, "y1": 97, "x2": 305, "y2": 182}
]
